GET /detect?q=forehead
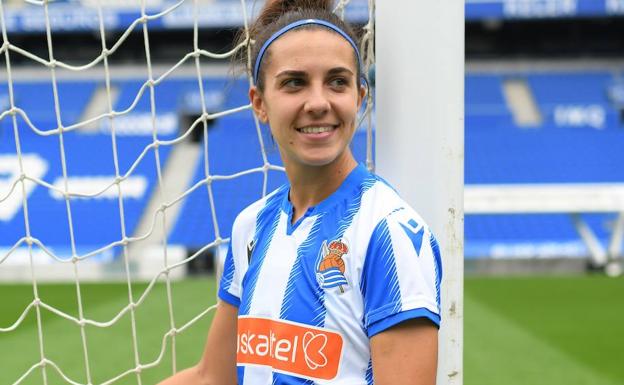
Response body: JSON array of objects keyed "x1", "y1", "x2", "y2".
[{"x1": 264, "y1": 28, "x2": 358, "y2": 73}]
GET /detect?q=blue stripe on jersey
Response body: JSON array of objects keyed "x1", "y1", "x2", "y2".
[
  {"x1": 218, "y1": 287, "x2": 241, "y2": 307},
  {"x1": 218, "y1": 243, "x2": 240, "y2": 306},
  {"x1": 365, "y1": 358, "x2": 373, "y2": 385},
  {"x1": 239, "y1": 188, "x2": 285, "y2": 316},
  {"x1": 335, "y1": 177, "x2": 377, "y2": 236},
  {"x1": 273, "y1": 217, "x2": 323, "y2": 385},
  {"x1": 360, "y1": 218, "x2": 402, "y2": 331},
  {"x1": 430, "y1": 233, "x2": 443, "y2": 310},
  {"x1": 237, "y1": 365, "x2": 245, "y2": 385},
  {"x1": 368, "y1": 308, "x2": 441, "y2": 337},
  {"x1": 279, "y1": 218, "x2": 323, "y2": 322},
  {"x1": 272, "y1": 373, "x2": 313, "y2": 385}
]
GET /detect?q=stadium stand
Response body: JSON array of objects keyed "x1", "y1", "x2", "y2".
[
  {"x1": 465, "y1": 69, "x2": 624, "y2": 262},
  {"x1": 465, "y1": 74, "x2": 515, "y2": 131},
  {"x1": 527, "y1": 72, "x2": 621, "y2": 130},
  {"x1": 0, "y1": 76, "x2": 173, "y2": 265},
  {"x1": 1, "y1": 69, "x2": 623, "y2": 266},
  {"x1": 0, "y1": 132, "x2": 171, "y2": 257},
  {"x1": 0, "y1": 80, "x2": 96, "y2": 135}
]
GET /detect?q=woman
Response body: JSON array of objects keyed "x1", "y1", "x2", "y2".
[{"x1": 160, "y1": 1, "x2": 441, "y2": 384}]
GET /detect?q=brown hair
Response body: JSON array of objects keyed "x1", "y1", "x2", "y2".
[{"x1": 236, "y1": 0, "x2": 361, "y2": 91}]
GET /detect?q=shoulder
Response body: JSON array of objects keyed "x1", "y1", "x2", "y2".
[
  {"x1": 231, "y1": 184, "x2": 287, "y2": 236},
  {"x1": 354, "y1": 173, "x2": 436, "y2": 254},
  {"x1": 358, "y1": 172, "x2": 428, "y2": 229}
]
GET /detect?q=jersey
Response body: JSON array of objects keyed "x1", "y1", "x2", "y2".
[{"x1": 218, "y1": 164, "x2": 442, "y2": 385}]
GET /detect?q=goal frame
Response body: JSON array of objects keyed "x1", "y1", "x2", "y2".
[{"x1": 376, "y1": 2, "x2": 464, "y2": 384}]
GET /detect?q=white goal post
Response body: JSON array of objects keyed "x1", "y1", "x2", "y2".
[{"x1": 377, "y1": 1, "x2": 464, "y2": 385}]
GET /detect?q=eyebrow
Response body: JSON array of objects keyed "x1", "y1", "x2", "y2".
[
  {"x1": 274, "y1": 67, "x2": 355, "y2": 78},
  {"x1": 327, "y1": 67, "x2": 354, "y2": 76},
  {"x1": 275, "y1": 70, "x2": 307, "y2": 78}
]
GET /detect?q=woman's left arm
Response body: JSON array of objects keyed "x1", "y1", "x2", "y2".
[{"x1": 370, "y1": 318, "x2": 439, "y2": 385}]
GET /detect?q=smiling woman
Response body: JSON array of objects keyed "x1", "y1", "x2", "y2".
[
  {"x1": 249, "y1": 26, "x2": 365, "y2": 207},
  {"x1": 158, "y1": 1, "x2": 442, "y2": 385}
]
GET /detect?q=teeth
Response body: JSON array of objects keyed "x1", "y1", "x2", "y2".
[{"x1": 299, "y1": 126, "x2": 334, "y2": 134}]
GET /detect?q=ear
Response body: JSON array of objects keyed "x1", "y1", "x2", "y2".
[
  {"x1": 357, "y1": 84, "x2": 367, "y2": 109},
  {"x1": 249, "y1": 86, "x2": 268, "y2": 124}
]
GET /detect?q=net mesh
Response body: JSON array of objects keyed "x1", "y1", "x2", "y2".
[{"x1": 0, "y1": 0, "x2": 375, "y2": 383}]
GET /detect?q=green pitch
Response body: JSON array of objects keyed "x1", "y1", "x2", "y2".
[
  {"x1": 1, "y1": 275, "x2": 623, "y2": 384},
  {"x1": 0, "y1": 278, "x2": 217, "y2": 385},
  {"x1": 465, "y1": 275, "x2": 624, "y2": 385}
]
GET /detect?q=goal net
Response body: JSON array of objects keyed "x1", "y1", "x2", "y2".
[{"x1": 0, "y1": 0, "x2": 375, "y2": 384}]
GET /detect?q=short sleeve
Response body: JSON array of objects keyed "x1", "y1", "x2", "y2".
[
  {"x1": 218, "y1": 242, "x2": 241, "y2": 307},
  {"x1": 360, "y1": 213, "x2": 442, "y2": 337}
]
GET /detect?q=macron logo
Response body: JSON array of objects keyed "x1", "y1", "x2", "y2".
[{"x1": 237, "y1": 317, "x2": 343, "y2": 380}]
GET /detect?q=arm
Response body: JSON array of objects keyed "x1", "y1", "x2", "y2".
[
  {"x1": 158, "y1": 301, "x2": 238, "y2": 385},
  {"x1": 370, "y1": 318, "x2": 438, "y2": 385}
]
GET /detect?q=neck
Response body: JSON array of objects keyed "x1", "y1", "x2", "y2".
[{"x1": 286, "y1": 153, "x2": 358, "y2": 224}]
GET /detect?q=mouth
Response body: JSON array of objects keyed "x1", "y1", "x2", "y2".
[{"x1": 296, "y1": 125, "x2": 338, "y2": 134}]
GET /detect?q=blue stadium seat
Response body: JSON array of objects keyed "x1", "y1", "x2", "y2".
[
  {"x1": 2, "y1": 71, "x2": 622, "y2": 259},
  {"x1": 0, "y1": 80, "x2": 96, "y2": 136},
  {"x1": 527, "y1": 72, "x2": 621, "y2": 130},
  {"x1": 464, "y1": 71, "x2": 624, "y2": 258},
  {"x1": 0, "y1": 78, "x2": 170, "y2": 259},
  {"x1": 465, "y1": 74, "x2": 515, "y2": 131}
]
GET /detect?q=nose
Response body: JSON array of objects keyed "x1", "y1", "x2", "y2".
[{"x1": 303, "y1": 83, "x2": 330, "y2": 117}]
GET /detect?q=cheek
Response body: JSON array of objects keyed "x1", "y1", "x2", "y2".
[
  {"x1": 338, "y1": 101, "x2": 359, "y2": 123},
  {"x1": 265, "y1": 97, "x2": 297, "y2": 123},
  {"x1": 338, "y1": 92, "x2": 361, "y2": 113}
]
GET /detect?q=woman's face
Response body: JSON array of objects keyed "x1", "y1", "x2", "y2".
[{"x1": 250, "y1": 28, "x2": 365, "y2": 169}]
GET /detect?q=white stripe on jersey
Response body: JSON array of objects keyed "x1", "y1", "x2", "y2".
[{"x1": 248, "y1": 212, "x2": 310, "y2": 317}]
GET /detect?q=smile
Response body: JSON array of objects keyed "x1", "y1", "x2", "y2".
[{"x1": 296, "y1": 125, "x2": 337, "y2": 134}]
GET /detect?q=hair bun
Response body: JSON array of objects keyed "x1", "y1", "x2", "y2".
[{"x1": 257, "y1": 0, "x2": 333, "y2": 27}]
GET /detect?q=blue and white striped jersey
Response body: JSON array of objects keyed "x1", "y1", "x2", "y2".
[{"x1": 219, "y1": 164, "x2": 442, "y2": 385}]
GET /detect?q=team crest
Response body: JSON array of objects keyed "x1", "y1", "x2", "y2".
[{"x1": 316, "y1": 239, "x2": 349, "y2": 293}]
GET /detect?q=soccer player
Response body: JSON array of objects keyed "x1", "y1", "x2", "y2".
[{"x1": 159, "y1": 0, "x2": 441, "y2": 384}]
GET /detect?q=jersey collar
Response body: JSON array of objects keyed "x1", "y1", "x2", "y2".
[{"x1": 281, "y1": 163, "x2": 370, "y2": 233}]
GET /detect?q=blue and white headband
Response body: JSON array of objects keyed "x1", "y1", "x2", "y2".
[{"x1": 253, "y1": 18, "x2": 362, "y2": 84}]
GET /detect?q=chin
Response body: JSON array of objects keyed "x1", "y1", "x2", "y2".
[
  {"x1": 297, "y1": 152, "x2": 341, "y2": 168},
  {"x1": 300, "y1": 157, "x2": 336, "y2": 167}
]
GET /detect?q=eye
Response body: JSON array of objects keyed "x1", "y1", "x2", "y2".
[
  {"x1": 281, "y1": 78, "x2": 305, "y2": 89},
  {"x1": 329, "y1": 77, "x2": 349, "y2": 89}
]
